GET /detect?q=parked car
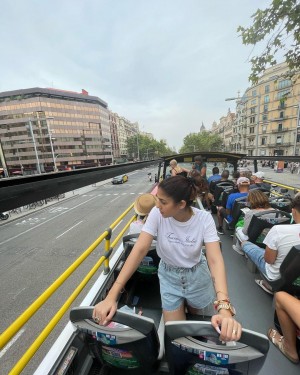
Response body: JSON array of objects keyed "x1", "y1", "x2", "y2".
[{"x1": 112, "y1": 174, "x2": 128, "y2": 184}]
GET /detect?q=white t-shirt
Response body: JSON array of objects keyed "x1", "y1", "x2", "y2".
[
  {"x1": 142, "y1": 206, "x2": 219, "y2": 267},
  {"x1": 129, "y1": 220, "x2": 144, "y2": 235},
  {"x1": 263, "y1": 223, "x2": 300, "y2": 280}
]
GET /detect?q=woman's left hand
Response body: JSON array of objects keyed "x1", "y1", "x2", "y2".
[{"x1": 211, "y1": 314, "x2": 242, "y2": 341}]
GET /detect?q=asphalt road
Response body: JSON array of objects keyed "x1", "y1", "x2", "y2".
[{"x1": 0, "y1": 166, "x2": 157, "y2": 375}]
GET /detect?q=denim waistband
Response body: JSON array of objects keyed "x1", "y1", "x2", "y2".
[{"x1": 160, "y1": 259, "x2": 202, "y2": 273}]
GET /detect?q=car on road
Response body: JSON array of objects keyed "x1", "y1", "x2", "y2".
[{"x1": 112, "y1": 174, "x2": 128, "y2": 184}]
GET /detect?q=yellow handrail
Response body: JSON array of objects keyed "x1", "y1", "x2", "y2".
[
  {"x1": 264, "y1": 179, "x2": 300, "y2": 193},
  {"x1": 0, "y1": 203, "x2": 135, "y2": 351},
  {"x1": 0, "y1": 230, "x2": 107, "y2": 349},
  {"x1": 9, "y1": 214, "x2": 136, "y2": 374}
]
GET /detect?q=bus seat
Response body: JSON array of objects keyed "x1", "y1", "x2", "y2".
[
  {"x1": 70, "y1": 307, "x2": 161, "y2": 375},
  {"x1": 260, "y1": 245, "x2": 300, "y2": 296},
  {"x1": 213, "y1": 183, "x2": 236, "y2": 207},
  {"x1": 247, "y1": 210, "x2": 291, "y2": 249},
  {"x1": 269, "y1": 196, "x2": 292, "y2": 213},
  {"x1": 165, "y1": 321, "x2": 269, "y2": 375},
  {"x1": 122, "y1": 234, "x2": 160, "y2": 276},
  {"x1": 224, "y1": 196, "x2": 248, "y2": 230}
]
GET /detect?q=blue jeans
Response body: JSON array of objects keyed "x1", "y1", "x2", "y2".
[
  {"x1": 242, "y1": 242, "x2": 267, "y2": 276},
  {"x1": 158, "y1": 257, "x2": 215, "y2": 312}
]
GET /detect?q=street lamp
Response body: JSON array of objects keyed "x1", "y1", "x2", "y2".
[
  {"x1": 44, "y1": 117, "x2": 56, "y2": 171},
  {"x1": 225, "y1": 94, "x2": 261, "y2": 156},
  {"x1": 25, "y1": 119, "x2": 41, "y2": 174}
]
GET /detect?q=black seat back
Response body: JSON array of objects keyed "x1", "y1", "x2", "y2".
[
  {"x1": 70, "y1": 307, "x2": 160, "y2": 374},
  {"x1": 214, "y1": 185, "x2": 236, "y2": 207},
  {"x1": 227, "y1": 196, "x2": 248, "y2": 229},
  {"x1": 210, "y1": 179, "x2": 234, "y2": 194},
  {"x1": 266, "y1": 245, "x2": 300, "y2": 295},
  {"x1": 247, "y1": 210, "x2": 291, "y2": 248},
  {"x1": 165, "y1": 321, "x2": 269, "y2": 375},
  {"x1": 269, "y1": 196, "x2": 292, "y2": 213},
  {"x1": 122, "y1": 234, "x2": 160, "y2": 276}
]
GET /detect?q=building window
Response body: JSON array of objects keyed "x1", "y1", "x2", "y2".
[
  {"x1": 263, "y1": 114, "x2": 268, "y2": 122},
  {"x1": 262, "y1": 125, "x2": 267, "y2": 133},
  {"x1": 278, "y1": 123, "x2": 283, "y2": 131},
  {"x1": 261, "y1": 137, "x2": 266, "y2": 145},
  {"x1": 265, "y1": 85, "x2": 270, "y2": 93},
  {"x1": 250, "y1": 116, "x2": 256, "y2": 124},
  {"x1": 276, "y1": 136, "x2": 282, "y2": 144},
  {"x1": 278, "y1": 79, "x2": 292, "y2": 90},
  {"x1": 260, "y1": 149, "x2": 266, "y2": 155},
  {"x1": 250, "y1": 107, "x2": 256, "y2": 114},
  {"x1": 276, "y1": 89, "x2": 290, "y2": 100},
  {"x1": 264, "y1": 95, "x2": 269, "y2": 103},
  {"x1": 250, "y1": 127, "x2": 255, "y2": 134},
  {"x1": 252, "y1": 90, "x2": 257, "y2": 97},
  {"x1": 279, "y1": 111, "x2": 284, "y2": 118},
  {"x1": 263, "y1": 104, "x2": 268, "y2": 113}
]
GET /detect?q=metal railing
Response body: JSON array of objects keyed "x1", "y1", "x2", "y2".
[{"x1": 0, "y1": 203, "x2": 137, "y2": 374}]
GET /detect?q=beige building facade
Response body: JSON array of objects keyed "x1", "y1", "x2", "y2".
[
  {"x1": 0, "y1": 87, "x2": 111, "y2": 173},
  {"x1": 211, "y1": 62, "x2": 300, "y2": 157}
]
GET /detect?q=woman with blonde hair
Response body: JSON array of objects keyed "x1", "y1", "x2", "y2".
[{"x1": 169, "y1": 159, "x2": 189, "y2": 177}]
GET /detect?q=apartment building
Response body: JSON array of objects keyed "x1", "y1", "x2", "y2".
[{"x1": 0, "y1": 87, "x2": 111, "y2": 174}]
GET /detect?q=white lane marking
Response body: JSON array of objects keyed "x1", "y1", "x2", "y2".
[
  {"x1": 110, "y1": 196, "x2": 121, "y2": 203},
  {"x1": 105, "y1": 194, "x2": 111, "y2": 196},
  {"x1": 130, "y1": 193, "x2": 135, "y2": 194},
  {"x1": 56, "y1": 221, "x2": 83, "y2": 239},
  {"x1": 0, "y1": 196, "x2": 98, "y2": 247},
  {"x1": 97, "y1": 194, "x2": 103, "y2": 196},
  {"x1": 0, "y1": 328, "x2": 26, "y2": 359}
]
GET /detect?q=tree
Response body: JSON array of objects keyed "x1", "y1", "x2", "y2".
[
  {"x1": 126, "y1": 134, "x2": 173, "y2": 160},
  {"x1": 237, "y1": 0, "x2": 300, "y2": 83},
  {"x1": 179, "y1": 131, "x2": 223, "y2": 153}
]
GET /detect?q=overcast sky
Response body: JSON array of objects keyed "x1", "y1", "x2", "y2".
[{"x1": 1, "y1": 0, "x2": 271, "y2": 150}]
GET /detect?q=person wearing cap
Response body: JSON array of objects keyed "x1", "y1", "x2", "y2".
[
  {"x1": 250, "y1": 171, "x2": 270, "y2": 191},
  {"x1": 217, "y1": 177, "x2": 250, "y2": 235},
  {"x1": 129, "y1": 193, "x2": 157, "y2": 234}
]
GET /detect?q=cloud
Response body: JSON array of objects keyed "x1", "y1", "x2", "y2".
[{"x1": 0, "y1": 0, "x2": 271, "y2": 150}]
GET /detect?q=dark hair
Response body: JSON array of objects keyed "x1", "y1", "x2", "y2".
[
  {"x1": 291, "y1": 193, "x2": 300, "y2": 211},
  {"x1": 194, "y1": 175, "x2": 209, "y2": 194},
  {"x1": 194, "y1": 155, "x2": 203, "y2": 162},
  {"x1": 212, "y1": 167, "x2": 219, "y2": 175},
  {"x1": 221, "y1": 170, "x2": 229, "y2": 179},
  {"x1": 247, "y1": 189, "x2": 270, "y2": 209},
  {"x1": 158, "y1": 176, "x2": 198, "y2": 206},
  {"x1": 232, "y1": 171, "x2": 240, "y2": 179}
]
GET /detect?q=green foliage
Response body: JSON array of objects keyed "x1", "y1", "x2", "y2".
[
  {"x1": 237, "y1": 0, "x2": 300, "y2": 83},
  {"x1": 126, "y1": 134, "x2": 173, "y2": 160},
  {"x1": 179, "y1": 131, "x2": 223, "y2": 153}
]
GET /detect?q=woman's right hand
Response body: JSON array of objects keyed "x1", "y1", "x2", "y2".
[{"x1": 92, "y1": 297, "x2": 118, "y2": 326}]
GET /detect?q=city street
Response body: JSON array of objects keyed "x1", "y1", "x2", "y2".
[{"x1": 0, "y1": 166, "x2": 157, "y2": 375}]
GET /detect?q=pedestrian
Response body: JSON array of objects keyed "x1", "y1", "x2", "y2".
[{"x1": 93, "y1": 175, "x2": 242, "y2": 342}]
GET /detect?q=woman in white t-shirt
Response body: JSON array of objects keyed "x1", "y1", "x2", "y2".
[{"x1": 93, "y1": 176, "x2": 241, "y2": 342}]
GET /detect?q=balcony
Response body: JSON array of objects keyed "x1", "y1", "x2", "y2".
[
  {"x1": 268, "y1": 142, "x2": 293, "y2": 147},
  {"x1": 271, "y1": 128, "x2": 288, "y2": 133},
  {"x1": 278, "y1": 103, "x2": 286, "y2": 109},
  {"x1": 272, "y1": 115, "x2": 289, "y2": 121}
]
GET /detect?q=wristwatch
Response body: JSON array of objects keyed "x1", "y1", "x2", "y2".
[{"x1": 216, "y1": 302, "x2": 236, "y2": 316}]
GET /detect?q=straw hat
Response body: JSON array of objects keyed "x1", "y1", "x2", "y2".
[{"x1": 134, "y1": 193, "x2": 157, "y2": 216}]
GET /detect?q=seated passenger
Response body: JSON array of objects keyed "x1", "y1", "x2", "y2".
[
  {"x1": 268, "y1": 291, "x2": 300, "y2": 364},
  {"x1": 231, "y1": 171, "x2": 240, "y2": 186},
  {"x1": 241, "y1": 194, "x2": 300, "y2": 293},
  {"x1": 194, "y1": 175, "x2": 214, "y2": 211},
  {"x1": 217, "y1": 177, "x2": 250, "y2": 235},
  {"x1": 250, "y1": 171, "x2": 271, "y2": 191},
  {"x1": 233, "y1": 190, "x2": 274, "y2": 254},
  {"x1": 129, "y1": 193, "x2": 158, "y2": 234},
  {"x1": 194, "y1": 155, "x2": 207, "y2": 179},
  {"x1": 207, "y1": 167, "x2": 221, "y2": 185},
  {"x1": 169, "y1": 159, "x2": 189, "y2": 177}
]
